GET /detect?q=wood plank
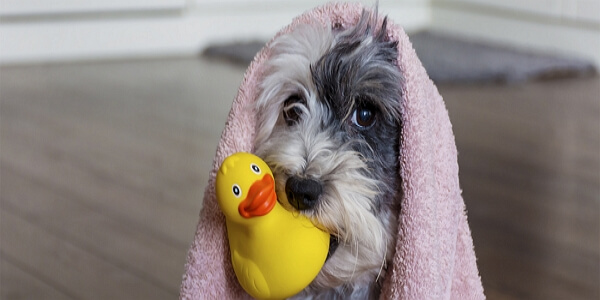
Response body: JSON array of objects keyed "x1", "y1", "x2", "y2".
[
  {"x1": 470, "y1": 215, "x2": 597, "y2": 300},
  {"x1": 439, "y1": 77, "x2": 600, "y2": 300},
  {"x1": 1, "y1": 256, "x2": 74, "y2": 300},
  {"x1": 462, "y1": 170, "x2": 598, "y2": 255},
  {"x1": 0, "y1": 139, "x2": 197, "y2": 248},
  {"x1": 0, "y1": 210, "x2": 176, "y2": 300},
  {"x1": 0, "y1": 59, "x2": 245, "y2": 299},
  {"x1": 1, "y1": 167, "x2": 186, "y2": 293},
  {"x1": 0, "y1": 58, "x2": 243, "y2": 212},
  {"x1": 0, "y1": 84, "x2": 215, "y2": 214},
  {"x1": 0, "y1": 119, "x2": 202, "y2": 247}
]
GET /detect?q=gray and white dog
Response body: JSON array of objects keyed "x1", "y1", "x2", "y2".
[{"x1": 253, "y1": 9, "x2": 403, "y2": 299}]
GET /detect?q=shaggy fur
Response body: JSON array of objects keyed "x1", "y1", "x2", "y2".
[{"x1": 253, "y1": 9, "x2": 403, "y2": 299}]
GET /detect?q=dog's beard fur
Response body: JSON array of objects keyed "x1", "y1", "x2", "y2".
[{"x1": 253, "y1": 10, "x2": 403, "y2": 299}]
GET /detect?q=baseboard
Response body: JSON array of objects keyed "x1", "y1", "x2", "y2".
[
  {"x1": 0, "y1": 2, "x2": 430, "y2": 65},
  {"x1": 431, "y1": 2, "x2": 600, "y2": 67}
]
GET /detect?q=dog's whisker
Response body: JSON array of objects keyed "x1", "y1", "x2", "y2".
[
  {"x1": 351, "y1": 238, "x2": 359, "y2": 281},
  {"x1": 375, "y1": 238, "x2": 387, "y2": 283}
]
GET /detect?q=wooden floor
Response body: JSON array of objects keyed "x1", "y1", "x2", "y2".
[{"x1": 1, "y1": 58, "x2": 598, "y2": 300}]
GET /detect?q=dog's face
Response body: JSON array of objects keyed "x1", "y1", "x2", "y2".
[{"x1": 253, "y1": 11, "x2": 403, "y2": 297}]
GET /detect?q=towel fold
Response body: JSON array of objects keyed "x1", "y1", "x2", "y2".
[{"x1": 180, "y1": 2, "x2": 484, "y2": 299}]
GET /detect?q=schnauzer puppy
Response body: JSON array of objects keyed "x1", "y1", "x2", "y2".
[{"x1": 253, "y1": 9, "x2": 403, "y2": 299}]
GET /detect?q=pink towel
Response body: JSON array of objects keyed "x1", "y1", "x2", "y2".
[{"x1": 180, "y1": 2, "x2": 484, "y2": 299}]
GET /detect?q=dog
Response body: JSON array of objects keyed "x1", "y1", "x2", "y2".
[{"x1": 253, "y1": 8, "x2": 403, "y2": 299}]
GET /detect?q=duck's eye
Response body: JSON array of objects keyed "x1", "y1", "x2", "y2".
[
  {"x1": 351, "y1": 104, "x2": 377, "y2": 128},
  {"x1": 283, "y1": 94, "x2": 305, "y2": 126},
  {"x1": 250, "y1": 163, "x2": 261, "y2": 175},
  {"x1": 232, "y1": 184, "x2": 241, "y2": 198}
]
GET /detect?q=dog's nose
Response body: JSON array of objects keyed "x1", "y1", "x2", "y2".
[{"x1": 285, "y1": 176, "x2": 322, "y2": 210}]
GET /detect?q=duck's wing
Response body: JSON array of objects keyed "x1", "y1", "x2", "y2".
[{"x1": 232, "y1": 250, "x2": 270, "y2": 299}]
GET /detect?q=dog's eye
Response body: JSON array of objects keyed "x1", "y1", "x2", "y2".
[
  {"x1": 351, "y1": 105, "x2": 377, "y2": 128},
  {"x1": 283, "y1": 94, "x2": 305, "y2": 126}
]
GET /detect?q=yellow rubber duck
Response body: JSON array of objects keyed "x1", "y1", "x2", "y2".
[{"x1": 216, "y1": 152, "x2": 330, "y2": 300}]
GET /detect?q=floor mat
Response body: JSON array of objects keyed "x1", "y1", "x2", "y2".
[
  {"x1": 202, "y1": 31, "x2": 597, "y2": 84},
  {"x1": 409, "y1": 31, "x2": 596, "y2": 83}
]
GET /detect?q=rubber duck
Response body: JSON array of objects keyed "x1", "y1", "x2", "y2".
[{"x1": 216, "y1": 152, "x2": 330, "y2": 300}]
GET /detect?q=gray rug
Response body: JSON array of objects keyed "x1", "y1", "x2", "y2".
[{"x1": 202, "y1": 31, "x2": 596, "y2": 84}]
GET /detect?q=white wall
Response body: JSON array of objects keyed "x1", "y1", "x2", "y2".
[
  {"x1": 431, "y1": 0, "x2": 600, "y2": 66},
  {"x1": 0, "y1": 0, "x2": 187, "y2": 16},
  {"x1": 0, "y1": 0, "x2": 431, "y2": 65},
  {"x1": 2, "y1": 0, "x2": 599, "y2": 66},
  {"x1": 434, "y1": 0, "x2": 600, "y2": 23}
]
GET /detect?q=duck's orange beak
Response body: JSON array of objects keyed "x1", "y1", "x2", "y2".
[{"x1": 238, "y1": 174, "x2": 277, "y2": 218}]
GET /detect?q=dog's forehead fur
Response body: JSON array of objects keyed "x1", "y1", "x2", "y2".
[{"x1": 311, "y1": 14, "x2": 402, "y2": 124}]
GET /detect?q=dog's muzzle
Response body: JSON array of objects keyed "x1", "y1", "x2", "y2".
[{"x1": 285, "y1": 176, "x2": 322, "y2": 210}]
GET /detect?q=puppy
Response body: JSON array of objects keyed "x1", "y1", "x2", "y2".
[{"x1": 253, "y1": 9, "x2": 403, "y2": 299}]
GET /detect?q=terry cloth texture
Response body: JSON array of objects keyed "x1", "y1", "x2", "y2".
[{"x1": 181, "y1": 2, "x2": 485, "y2": 299}]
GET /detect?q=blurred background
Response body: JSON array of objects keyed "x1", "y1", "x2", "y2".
[{"x1": 1, "y1": 0, "x2": 598, "y2": 299}]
